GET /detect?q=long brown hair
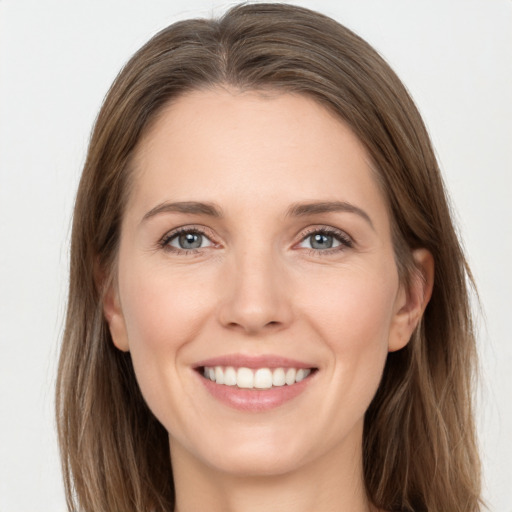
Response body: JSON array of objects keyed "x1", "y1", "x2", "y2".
[{"x1": 56, "y1": 3, "x2": 481, "y2": 511}]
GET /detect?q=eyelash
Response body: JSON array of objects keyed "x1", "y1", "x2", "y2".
[
  {"x1": 158, "y1": 225, "x2": 353, "y2": 256},
  {"x1": 298, "y1": 226, "x2": 353, "y2": 256},
  {"x1": 158, "y1": 226, "x2": 213, "y2": 256}
]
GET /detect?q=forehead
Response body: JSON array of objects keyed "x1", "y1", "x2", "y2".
[{"x1": 127, "y1": 87, "x2": 389, "y2": 229}]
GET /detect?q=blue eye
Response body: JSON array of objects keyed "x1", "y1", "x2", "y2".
[
  {"x1": 308, "y1": 233, "x2": 338, "y2": 249},
  {"x1": 163, "y1": 229, "x2": 213, "y2": 251},
  {"x1": 298, "y1": 229, "x2": 352, "y2": 251},
  {"x1": 160, "y1": 226, "x2": 351, "y2": 254}
]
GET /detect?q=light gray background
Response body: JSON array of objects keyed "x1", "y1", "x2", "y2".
[{"x1": 1, "y1": 1, "x2": 511, "y2": 510}]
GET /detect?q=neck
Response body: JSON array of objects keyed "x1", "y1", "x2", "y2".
[{"x1": 171, "y1": 427, "x2": 377, "y2": 512}]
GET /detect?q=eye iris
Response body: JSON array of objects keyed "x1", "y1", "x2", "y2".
[
  {"x1": 311, "y1": 233, "x2": 333, "y2": 249},
  {"x1": 179, "y1": 233, "x2": 202, "y2": 249}
]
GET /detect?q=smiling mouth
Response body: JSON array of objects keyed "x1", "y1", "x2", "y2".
[{"x1": 197, "y1": 366, "x2": 318, "y2": 390}]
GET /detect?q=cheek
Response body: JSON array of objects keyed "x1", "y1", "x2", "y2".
[
  {"x1": 303, "y1": 264, "x2": 398, "y2": 348},
  {"x1": 116, "y1": 261, "x2": 218, "y2": 430},
  {"x1": 300, "y1": 263, "x2": 398, "y2": 399},
  {"x1": 120, "y1": 261, "x2": 212, "y2": 354},
  {"x1": 297, "y1": 266, "x2": 397, "y2": 437}
]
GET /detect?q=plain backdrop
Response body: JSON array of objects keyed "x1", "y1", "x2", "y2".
[{"x1": 0, "y1": 1, "x2": 511, "y2": 510}]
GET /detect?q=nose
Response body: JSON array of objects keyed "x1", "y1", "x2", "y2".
[{"x1": 217, "y1": 246, "x2": 294, "y2": 335}]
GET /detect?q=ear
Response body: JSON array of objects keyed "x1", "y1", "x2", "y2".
[
  {"x1": 388, "y1": 248, "x2": 434, "y2": 352},
  {"x1": 102, "y1": 275, "x2": 130, "y2": 353}
]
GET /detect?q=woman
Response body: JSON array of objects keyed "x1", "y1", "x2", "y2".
[{"x1": 55, "y1": 3, "x2": 482, "y2": 511}]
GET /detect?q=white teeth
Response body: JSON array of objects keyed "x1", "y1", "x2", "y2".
[
  {"x1": 285, "y1": 368, "x2": 296, "y2": 385},
  {"x1": 272, "y1": 368, "x2": 286, "y2": 387},
  {"x1": 202, "y1": 366, "x2": 313, "y2": 389},
  {"x1": 295, "y1": 368, "x2": 306, "y2": 382},
  {"x1": 254, "y1": 368, "x2": 273, "y2": 389},
  {"x1": 236, "y1": 367, "x2": 254, "y2": 389},
  {"x1": 214, "y1": 366, "x2": 224, "y2": 385},
  {"x1": 223, "y1": 366, "x2": 237, "y2": 386}
]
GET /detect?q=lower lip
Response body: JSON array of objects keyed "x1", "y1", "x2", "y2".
[{"x1": 197, "y1": 371, "x2": 316, "y2": 412}]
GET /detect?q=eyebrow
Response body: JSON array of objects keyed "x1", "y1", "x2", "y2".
[
  {"x1": 141, "y1": 200, "x2": 374, "y2": 230},
  {"x1": 285, "y1": 201, "x2": 374, "y2": 230},
  {"x1": 141, "y1": 201, "x2": 223, "y2": 223}
]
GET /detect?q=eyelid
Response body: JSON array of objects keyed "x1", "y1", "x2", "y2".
[
  {"x1": 158, "y1": 225, "x2": 219, "y2": 252},
  {"x1": 295, "y1": 225, "x2": 354, "y2": 252},
  {"x1": 156, "y1": 224, "x2": 353, "y2": 255}
]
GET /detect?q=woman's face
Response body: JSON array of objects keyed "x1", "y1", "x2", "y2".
[{"x1": 105, "y1": 88, "x2": 423, "y2": 477}]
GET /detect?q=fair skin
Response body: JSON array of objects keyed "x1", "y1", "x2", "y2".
[{"x1": 104, "y1": 87, "x2": 433, "y2": 512}]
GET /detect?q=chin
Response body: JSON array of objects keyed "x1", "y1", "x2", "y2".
[
  {"x1": 205, "y1": 446, "x2": 308, "y2": 478},
  {"x1": 175, "y1": 421, "x2": 329, "y2": 478}
]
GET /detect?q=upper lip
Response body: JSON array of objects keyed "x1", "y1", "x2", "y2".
[{"x1": 194, "y1": 354, "x2": 317, "y2": 370}]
